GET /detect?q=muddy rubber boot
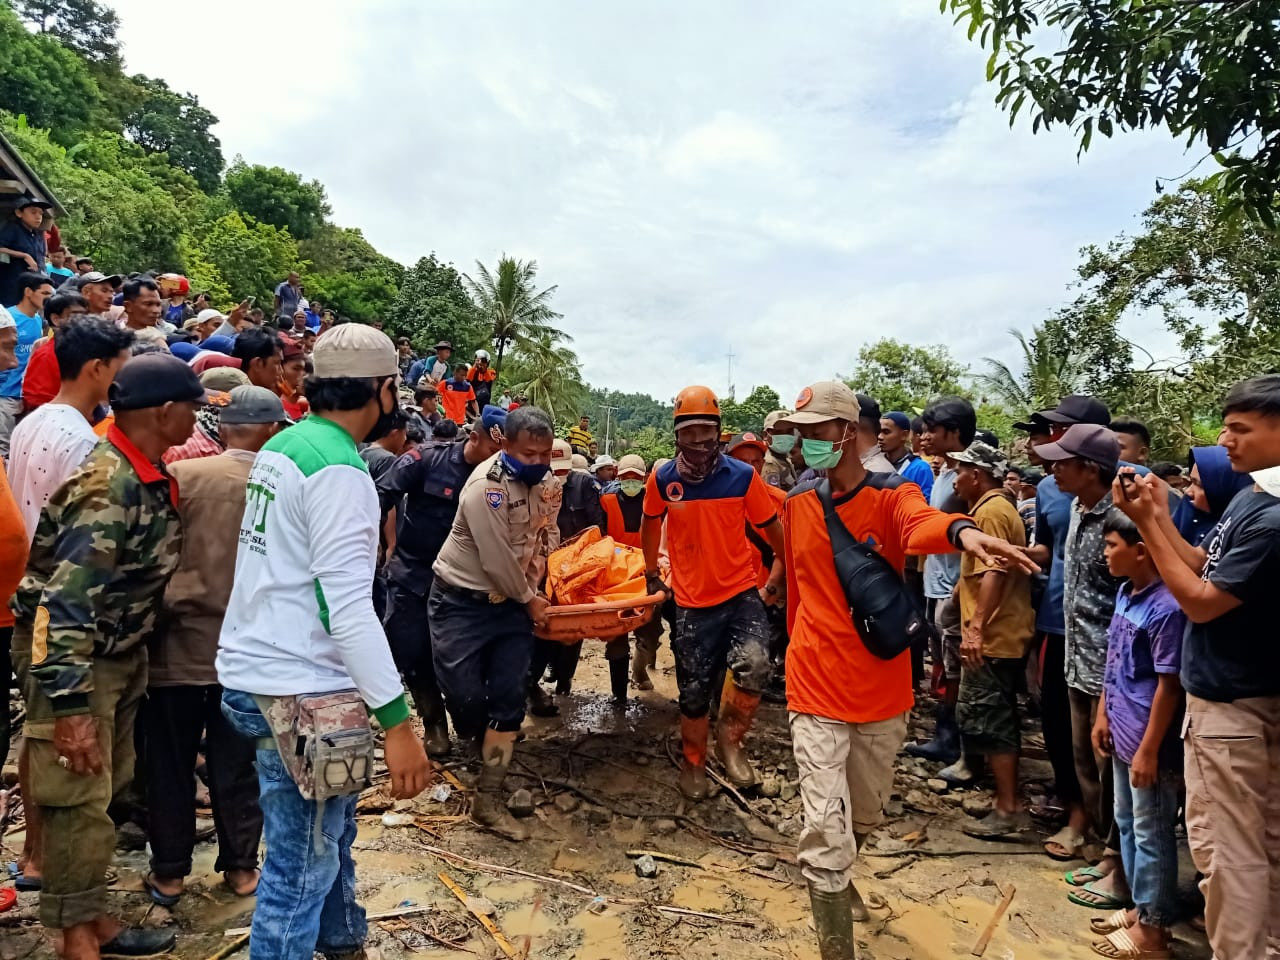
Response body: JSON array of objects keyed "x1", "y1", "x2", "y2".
[
  {"x1": 609, "y1": 655, "x2": 629, "y2": 705},
  {"x1": 808, "y1": 884, "x2": 858, "y2": 960},
  {"x1": 714, "y1": 675, "x2": 761, "y2": 789},
  {"x1": 411, "y1": 684, "x2": 451, "y2": 757},
  {"x1": 904, "y1": 703, "x2": 960, "y2": 762},
  {"x1": 527, "y1": 682, "x2": 559, "y2": 718},
  {"x1": 678, "y1": 715, "x2": 709, "y2": 800},
  {"x1": 471, "y1": 749, "x2": 530, "y2": 841}
]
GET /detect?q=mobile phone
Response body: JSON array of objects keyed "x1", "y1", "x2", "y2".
[
  {"x1": 1119, "y1": 471, "x2": 1138, "y2": 501},
  {"x1": 245, "y1": 295, "x2": 256, "y2": 307}
]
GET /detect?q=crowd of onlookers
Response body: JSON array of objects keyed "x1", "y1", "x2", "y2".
[{"x1": 2, "y1": 189, "x2": 1278, "y2": 960}]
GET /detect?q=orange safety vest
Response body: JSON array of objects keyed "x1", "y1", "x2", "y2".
[{"x1": 601, "y1": 492, "x2": 642, "y2": 549}]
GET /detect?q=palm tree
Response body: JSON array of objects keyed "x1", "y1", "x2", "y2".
[
  {"x1": 463, "y1": 255, "x2": 562, "y2": 375},
  {"x1": 974, "y1": 325, "x2": 1087, "y2": 411},
  {"x1": 503, "y1": 329, "x2": 586, "y2": 423}
]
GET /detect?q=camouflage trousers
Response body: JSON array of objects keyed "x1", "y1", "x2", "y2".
[{"x1": 12, "y1": 623, "x2": 147, "y2": 929}]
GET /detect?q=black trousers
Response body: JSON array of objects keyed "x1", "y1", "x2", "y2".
[
  {"x1": 384, "y1": 579, "x2": 447, "y2": 724},
  {"x1": 146, "y1": 684, "x2": 262, "y2": 879},
  {"x1": 1038, "y1": 632, "x2": 1083, "y2": 807}
]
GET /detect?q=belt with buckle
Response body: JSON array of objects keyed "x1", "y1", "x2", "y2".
[{"x1": 437, "y1": 580, "x2": 506, "y2": 605}]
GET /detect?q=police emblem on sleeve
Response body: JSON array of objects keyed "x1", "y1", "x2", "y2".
[{"x1": 486, "y1": 489, "x2": 505, "y2": 509}]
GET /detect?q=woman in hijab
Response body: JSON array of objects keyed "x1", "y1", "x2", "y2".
[{"x1": 1174, "y1": 445, "x2": 1255, "y2": 545}]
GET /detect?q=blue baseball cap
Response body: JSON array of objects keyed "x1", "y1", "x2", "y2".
[
  {"x1": 883, "y1": 411, "x2": 911, "y2": 431},
  {"x1": 481, "y1": 404, "x2": 507, "y2": 434},
  {"x1": 201, "y1": 334, "x2": 235, "y2": 356},
  {"x1": 168, "y1": 341, "x2": 199, "y2": 362}
]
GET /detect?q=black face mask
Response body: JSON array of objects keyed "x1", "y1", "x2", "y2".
[
  {"x1": 675, "y1": 437, "x2": 720, "y2": 483},
  {"x1": 362, "y1": 379, "x2": 397, "y2": 443}
]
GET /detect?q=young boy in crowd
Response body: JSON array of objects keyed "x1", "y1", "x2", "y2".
[{"x1": 1088, "y1": 513, "x2": 1185, "y2": 959}]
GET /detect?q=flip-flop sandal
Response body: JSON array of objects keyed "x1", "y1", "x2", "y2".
[
  {"x1": 1045, "y1": 826, "x2": 1085, "y2": 861},
  {"x1": 142, "y1": 872, "x2": 182, "y2": 907},
  {"x1": 1068, "y1": 881, "x2": 1129, "y2": 911},
  {"x1": 1090, "y1": 909, "x2": 1133, "y2": 934},
  {"x1": 0, "y1": 887, "x2": 16, "y2": 913},
  {"x1": 1089, "y1": 928, "x2": 1171, "y2": 959},
  {"x1": 5, "y1": 861, "x2": 40, "y2": 892},
  {"x1": 1065, "y1": 864, "x2": 1108, "y2": 886}
]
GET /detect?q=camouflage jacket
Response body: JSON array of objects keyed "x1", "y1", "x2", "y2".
[{"x1": 11, "y1": 426, "x2": 182, "y2": 717}]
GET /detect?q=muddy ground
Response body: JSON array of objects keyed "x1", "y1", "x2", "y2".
[{"x1": 3, "y1": 638, "x2": 1212, "y2": 960}]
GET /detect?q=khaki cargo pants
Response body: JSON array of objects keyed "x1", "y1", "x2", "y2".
[
  {"x1": 1183, "y1": 693, "x2": 1280, "y2": 960},
  {"x1": 12, "y1": 623, "x2": 147, "y2": 929},
  {"x1": 790, "y1": 710, "x2": 908, "y2": 893}
]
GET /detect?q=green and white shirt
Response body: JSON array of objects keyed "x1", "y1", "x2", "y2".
[{"x1": 216, "y1": 416, "x2": 409, "y2": 729}]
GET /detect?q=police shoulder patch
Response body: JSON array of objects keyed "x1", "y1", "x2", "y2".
[{"x1": 486, "y1": 489, "x2": 505, "y2": 509}]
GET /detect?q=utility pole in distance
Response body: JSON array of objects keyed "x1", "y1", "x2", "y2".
[
  {"x1": 600, "y1": 404, "x2": 619, "y2": 456},
  {"x1": 726, "y1": 349, "x2": 736, "y2": 402}
]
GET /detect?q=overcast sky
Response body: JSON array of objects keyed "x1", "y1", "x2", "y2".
[{"x1": 110, "y1": 0, "x2": 1193, "y2": 405}]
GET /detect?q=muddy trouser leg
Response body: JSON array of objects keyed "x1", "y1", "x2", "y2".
[
  {"x1": 1184, "y1": 693, "x2": 1280, "y2": 960},
  {"x1": 21, "y1": 641, "x2": 147, "y2": 929},
  {"x1": 634, "y1": 616, "x2": 662, "y2": 665},
  {"x1": 385, "y1": 581, "x2": 445, "y2": 726},
  {"x1": 430, "y1": 584, "x2": 534, "y2": 737},
  {"x1": 725, "y1": 590, "x2": 772, "y2": 696},
  {"x1": 672, "y1": 602, "x2": 734, "y2": 721},
  {"x1": 791, "y1": 710, "x2": 908, "y2": 891}
]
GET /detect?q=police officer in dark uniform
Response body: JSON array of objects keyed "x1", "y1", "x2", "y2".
[
  {"x1": 376, "y1": 405, "x2": 505, "y2": 755},
  {"x1": 527, "y1": 439, "x2": 606, "y2": 715}
]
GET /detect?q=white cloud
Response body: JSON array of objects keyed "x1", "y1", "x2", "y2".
[{"x1": 107, "y1": 0, "x2": 1192, "y2": 409}]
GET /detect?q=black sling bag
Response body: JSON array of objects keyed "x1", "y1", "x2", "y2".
[{"x1": 816, "y1": 479, "x2": 930, "y2": 660}]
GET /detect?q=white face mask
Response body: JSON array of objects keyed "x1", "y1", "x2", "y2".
[{"x1": 1251, "y1": 465, "x2": 1280, "y2": 498}]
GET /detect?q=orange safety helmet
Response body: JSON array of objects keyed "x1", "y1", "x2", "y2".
[
  {"x1": 156, "y1": 273, "x2": 190, "y2": 298},
  {"x1": 673, "y1": 385, "x2": 720, "y2": 420}
]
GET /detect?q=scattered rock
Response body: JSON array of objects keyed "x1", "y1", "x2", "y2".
[
  {"x1": 634, "y1": 855, "x2": 658, "y2": 879},
  {"x1": 904, "y1": 790, "x2": 933, "y2": 810},
  {"x1": 884, "y1": 800, "x2": 905, "y2": 818},
  {"x1": 872, "y1": 836, "x2": 909, "y2": 854},
  {"x1": 553, "y1": 793, "x2": 580, "y2": 814},
  {"x1": 749, "y1": 853, "x2": 778, "y2": 871},
  {"x1": 466, "y1": 895, "x2": 496, "y2": 917},
  {"x1": 653, "y1": 818, "x2": 678, "y2": 835},
  {"x1": 926, "y1": 778, "x2": 948, "y2": 793},
  {"x1": 780, "y1": 781, "x2": 799, "y2": 802},
  {"x1": 777, "y1": 817, "x2": 801, "y2": 838},
  {"x1": 760, "y1": 778, "x2": 781, "y2": 798},
  {"x1": 586, "y1": 805, "x2": 612, "y2": 826},
  {"x1": 943, "y1": 792, "x2": 965, "y2": 806},
  {"x1": 507, "y1": 789, "x2": 535, "y2": 818},
  {"x1": 962, "y1": 796, "x2": 992, "y2": 818}
]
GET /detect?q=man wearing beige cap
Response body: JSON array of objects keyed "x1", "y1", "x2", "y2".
[
  {"x1": 777, "y1": 380, "x2": 1037, "y2": 960},
  {"x1": 762, "y1": 409, "x2": 798, "y2": 490},
  {"x1": 217, "y1": 323, "x2": 429, "y2": 960}
]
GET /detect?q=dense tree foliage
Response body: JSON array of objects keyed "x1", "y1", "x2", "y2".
[
  {"x1": 846, "y1": 339, "x2": 969, "y2": 414},
  {"x1": 123, "y1": 76, "x2": 223, "y2": 191},
  {"x1": 721, "y1": 385, "x2": 782, "y2": 434},
  {"x1": 946, "y1": 0, "x2": 1280, "y2": 221},
  {"x1": 0, "y1": 4, "x2": 99, "y2": 139},
  {"x1": 225, "y1": 160, "x2": 329, "y2": 240},
  {"x1": 14, "y1": 0, "x2": 120, "y2": 63},
  {"x1": 383, "y1": 255, "x2": 489, "y2": 356}
]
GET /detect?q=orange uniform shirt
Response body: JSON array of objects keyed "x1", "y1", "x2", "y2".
[
  {"x1": 750, "y1": 483, "x2": 787, "y2": 588},
  {"x1": 601, "y1": 491, "x2": 643, "y2": 549},
  {"x1": 439, "y1": 379, "x2": 475, "y2": 424},
  {"x1": 783, "y1": 474, "x2": 966, "y2": 724},
  {"x1": 0, "y1": 464, "x2": 29, "y2": 628},
  {"x1": 643, "y1": 457, "x2": 779, "y2": 609}
]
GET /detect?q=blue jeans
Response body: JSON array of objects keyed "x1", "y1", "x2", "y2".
[
  {"x1": 221, "y1": 690, "x2": 367, "y2": 960},
  {"x1": 1112, "y1": 757, "x2": 1180, "y2": 927}
]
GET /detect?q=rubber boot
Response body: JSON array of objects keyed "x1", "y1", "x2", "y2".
[
  {"x1": 411, "y1": 684, "x2": 450, "y2": 757},
  {"x1": 849, "y1": 832, "x2": 871, "y2": 922},
  {"x1": 554, "y1": 641, "x2": 583, "y2": 696},
  {"x1": 808, "y1": 884, "x2": 858, "y2": 960},
  {"x1": 471, "y1": 744, "x2": 530, "y2": 841},
  {"x1": 678, "y1": 715, "x2": 709, "y2": 800},
  {"x1": 714, "y1": 675, "x2": 761, "y2": 789},
  {"x1": 609, "y1": 655, "x2": 629, "y2": 705},
  {"x1": 904, "y1": 703, "x2": 960, "y2": 763}
]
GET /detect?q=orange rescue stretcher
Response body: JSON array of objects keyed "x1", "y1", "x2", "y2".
[{"x1": 536, "y1": 528, "x2": 667, "y2": 644}]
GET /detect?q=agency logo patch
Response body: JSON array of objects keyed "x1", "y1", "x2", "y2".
[
  {"x1": 796, "y1": 387, "x2": 813, "y2": 409},
  {"x1": 666, "y1": 481, "x2": 684, "y2": 502},
  {"x1": 486, "y1": 489, "x2": 505, "y2": 509}
]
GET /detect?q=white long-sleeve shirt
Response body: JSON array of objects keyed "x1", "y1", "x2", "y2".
[{"x1": 216, "y1": 415, "x2": 409, "y2": 729}]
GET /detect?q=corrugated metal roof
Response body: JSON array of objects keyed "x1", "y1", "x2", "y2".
[{"x1": 0, "y1": 128, "x2": 66, "y2": 218}]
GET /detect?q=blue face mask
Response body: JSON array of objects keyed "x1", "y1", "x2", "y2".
[
  {"x1": 800, "y1": 434, "x2": 851, "y2": 470},
  {"x1": 501, "y1": 451, "x2": 550, "y2": 487}
]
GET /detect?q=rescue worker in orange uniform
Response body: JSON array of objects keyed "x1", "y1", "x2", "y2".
[{"x1": 642, "y1": 388, "x2": 786, "y2": 799}]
